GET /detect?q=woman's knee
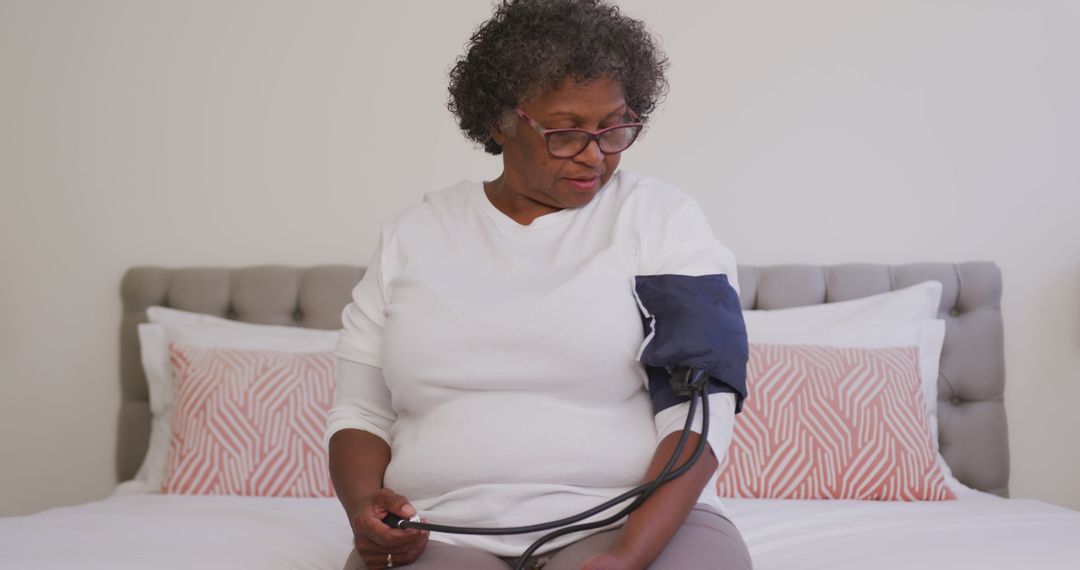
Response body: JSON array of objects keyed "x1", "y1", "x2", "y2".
[
  {"x1": 543, "y1": 505, "x2": 753, "y2": 570},
  {"x1": 651, "y1": 505, "x2": 754, "y2": 569}
]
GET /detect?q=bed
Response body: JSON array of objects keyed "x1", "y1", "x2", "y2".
[{"x1": 2, "y1": 261, "x2": 1078, "y2": 569}]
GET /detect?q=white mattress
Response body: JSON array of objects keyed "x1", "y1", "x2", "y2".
[
  {"x1": 1, "y1": 483, "x2": 1078, "y2": 569},
  {"x1": 728, "y1": 490, "x2": 1080, "y2": 570}
]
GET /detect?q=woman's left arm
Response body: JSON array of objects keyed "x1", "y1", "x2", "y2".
[
  {"x1": 582, "y1": 429, "x2": 718, "y2": 570},
  {"x1": 587, "y1": 188, "x2": 743, "y2": 568}
]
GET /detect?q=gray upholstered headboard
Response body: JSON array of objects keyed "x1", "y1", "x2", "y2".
[{"x1": 119, "y1": 262, "x2": 1009, "y2": 497}]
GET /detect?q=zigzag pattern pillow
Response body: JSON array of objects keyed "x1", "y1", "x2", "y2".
[
  {"x1": 161, "y1": 343, "x2": 337, "y2": 497},
  {"x1": 716, "y1": 343, "x2": 956, "y2": 501}
]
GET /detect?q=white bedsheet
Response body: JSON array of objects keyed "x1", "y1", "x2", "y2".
[
  {"x1": 1, "y1": 483, "x2": 1078, "y2": 569},
  {"x1": 728, "y1": 491, "x2": 1080, "y2": 569}
]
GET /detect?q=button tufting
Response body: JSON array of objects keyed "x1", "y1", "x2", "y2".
[
  {"x1": 950, "y1": 396, "x2": 962, "y2": 405},
  {"x1": 949, "y1": 308, "x2": 960, "y2": 317}
]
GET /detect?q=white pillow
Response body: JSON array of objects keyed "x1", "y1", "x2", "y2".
[
  {"x1": 743, "y1": 279, "x2": 943, "y2": 331},
  {"x1": 741, "y1": 280, "x2": 978, "y2": 495},
  {"x1": 131, "y1": 306, "x2": 339, "y2": 493}
]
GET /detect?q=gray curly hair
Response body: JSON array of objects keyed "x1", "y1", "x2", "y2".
[{"x1": 447, "y1": 0, "x2": 670, "y2": 155}]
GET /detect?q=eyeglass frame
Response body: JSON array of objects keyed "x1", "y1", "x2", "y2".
[{"x1": 512, "y1": 107, "x2": 644, "y2": 158}]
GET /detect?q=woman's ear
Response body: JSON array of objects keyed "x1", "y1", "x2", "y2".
[{"x1": 490, "y1": 110, "x2": 516, "y2": 147}]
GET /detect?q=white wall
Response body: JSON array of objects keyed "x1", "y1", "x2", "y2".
[{"x1": 1, "y1": 0, "x2": 1077, "y2": 516}]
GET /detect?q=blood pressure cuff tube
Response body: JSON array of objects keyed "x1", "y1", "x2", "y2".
[{"x1": 634, "y1": 273, "x2": 749, "y2": 415}]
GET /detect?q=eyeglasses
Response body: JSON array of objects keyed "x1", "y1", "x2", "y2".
[{"x1": 514, "y1": 107, "x2": 644, "y2": 158}]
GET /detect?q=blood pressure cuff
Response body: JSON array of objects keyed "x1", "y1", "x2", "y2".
[{"x1": 634, "y1": 273, "x2": 749, "y2": 415}]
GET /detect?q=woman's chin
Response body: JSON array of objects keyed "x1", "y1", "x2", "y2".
[{"x1": 557, "y1": 190, "x2": 598, "y2": 209}]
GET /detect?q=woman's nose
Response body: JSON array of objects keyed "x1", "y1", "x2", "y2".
[{"x1": 574, "y1": 138, "x2": 605, "y2": 166}]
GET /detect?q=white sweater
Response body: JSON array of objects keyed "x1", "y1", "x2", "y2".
[{"x1": 325, "y1": 169, "x2": 740, "y2": 556}]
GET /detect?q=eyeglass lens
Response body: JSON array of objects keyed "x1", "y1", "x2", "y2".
[{"x1": 547, "y1": 126, "x2": 640, "y2": 157}]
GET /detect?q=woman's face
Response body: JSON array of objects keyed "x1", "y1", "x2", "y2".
[{"x1": 491, "y1": 76, "x2": 630, "y2": 216}]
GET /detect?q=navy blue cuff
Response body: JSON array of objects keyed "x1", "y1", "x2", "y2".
[{"x1": 635, "y1": 274, "x2": 749, "y2": 415}]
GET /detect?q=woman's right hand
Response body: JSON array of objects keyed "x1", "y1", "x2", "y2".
[{"x1": 351, "y1": 488, "x2": 430, "y2": 568}]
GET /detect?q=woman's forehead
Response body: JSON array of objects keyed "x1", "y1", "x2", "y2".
[{"x1": 524, "y1": 76, "x2": 627, "y2": 118}]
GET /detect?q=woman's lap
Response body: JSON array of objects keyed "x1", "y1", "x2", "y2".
[
  {"x1": 343, "y1": 539, "x2": 509, "y2": 569},
  {"x1": 342, "y1": 503, "x2": 753, "y2": 569},
  {"x1": 539, "y1": 504, "x2": 752, "y2": 570}
]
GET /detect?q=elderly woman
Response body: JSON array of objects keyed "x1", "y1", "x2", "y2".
[{"x1": 325, "y1": 1, "x2": 752, "y2": 569}]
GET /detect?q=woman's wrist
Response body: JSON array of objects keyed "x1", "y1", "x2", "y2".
[{"x1": 606, "y1": 433, "x2": 719, "y2": 568}]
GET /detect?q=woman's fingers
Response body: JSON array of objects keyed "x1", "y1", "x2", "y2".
[
  {"x1": 358, "y1": 532, "x2": 429, "y2": 568},
  {"x1": 361, "y1": 547, "x2": 414, "y2": 569},
  {"x1": 354, "y1": 488, "x2": 427, "y2": 552},
  {"x1": 357, "y1": 514, "x2": 424, "y2": 550},
  {"x1": 419, "y1": 516, "x2": 430, "y2": 538},
  {"x1": 372, "y1": 488, "x2": 417, "y2": 519},
  {"x1": 398, "y1": 534, "x2": 430, "y2": 565},
  {"x1": 367, "y1": 526, "x2": 424, "y2": 551}
]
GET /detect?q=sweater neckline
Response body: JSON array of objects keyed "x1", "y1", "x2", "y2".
[{"x1": 471, "y1": 181, "x2": 576, "y2": 231}]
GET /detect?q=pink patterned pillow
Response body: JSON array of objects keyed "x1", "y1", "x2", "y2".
[
  {"x1": 161, "y1": 343, "x2": 337, "y2": 497},
  {"x1": 716, "y1": 343, "x2": 956, "y2": 501}
]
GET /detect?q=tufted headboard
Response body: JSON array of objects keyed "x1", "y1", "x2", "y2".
[{"x1": 119, "y1": 261, "x2": 1009, "y2": 497}]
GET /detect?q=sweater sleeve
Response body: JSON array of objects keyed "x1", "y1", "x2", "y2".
[
  {"x1": 323, "y1": 358, "x2": 395, "y2": 448},
  {"x1": 335, "y1": 231, "x2": 389, "y2": 368},
  {"x1": 325, "y1": 231, "x2": 397, "y2": 448},
  {"x1": 638, "y1": 198, "x2": 741, "y2": 295},
  {"x1": 637, "y1": 194, "x2": 743, "y2": 461}
]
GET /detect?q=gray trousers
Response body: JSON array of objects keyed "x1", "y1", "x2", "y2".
[{"x1": 344, "y1": 503, "x2": 753, "y2": 570}]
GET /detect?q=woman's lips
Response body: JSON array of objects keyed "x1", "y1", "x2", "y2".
[{"x1": 564, "y1": 177, "x2": 599, "y2": 191}]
